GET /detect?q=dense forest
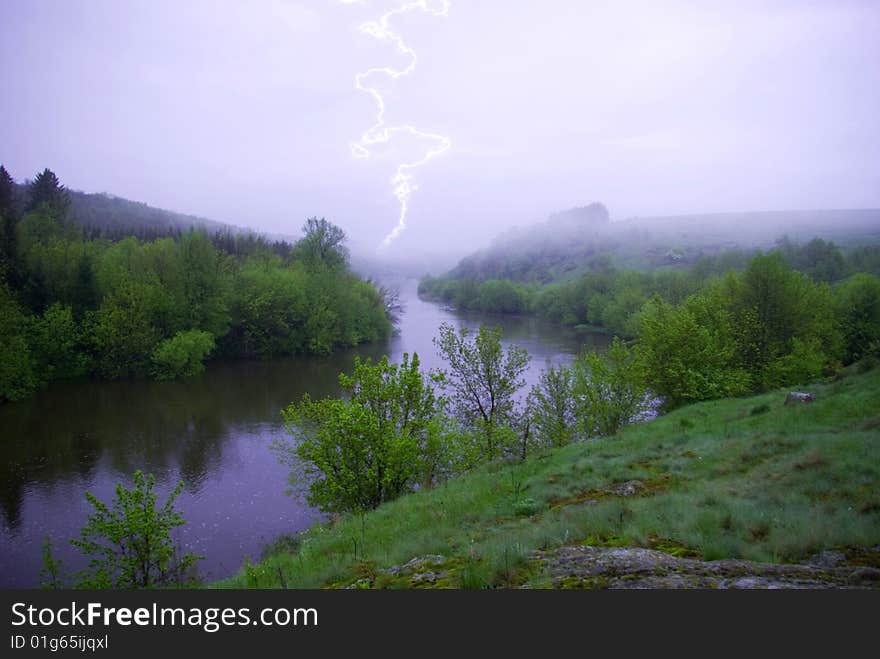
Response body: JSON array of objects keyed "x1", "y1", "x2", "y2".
[{"x1": 0, "y1": 166, "x2": 392, "y2": 402}]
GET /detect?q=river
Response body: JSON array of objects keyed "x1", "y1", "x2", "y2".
[{"x1": 0, "y1": 281, "x2": 609, "y2": 587}]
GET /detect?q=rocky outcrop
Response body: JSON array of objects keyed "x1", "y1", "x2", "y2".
[{"x1": 528, "y1": 545, "x2": 880, "y2": 589}]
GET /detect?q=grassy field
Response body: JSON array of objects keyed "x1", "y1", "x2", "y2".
[{"x1": 218, "y1": 364, "x2": 880, "y2": 589}]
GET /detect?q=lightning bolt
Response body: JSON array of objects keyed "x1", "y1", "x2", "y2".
[{"x1": 342, "y1": 0, "x2": 452, "y2": 246}]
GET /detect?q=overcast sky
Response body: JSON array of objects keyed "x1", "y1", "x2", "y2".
[{"x1": 2, "y1": 0, "x2": 878, "y2": 256}]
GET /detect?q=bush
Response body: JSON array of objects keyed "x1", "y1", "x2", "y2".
[
  {"x1": 279, "y1": 354, "x2": 462, "y2": 514},
  {"x1": 571, "y1": 337, "x2": 649, "y2": 437},
  {"x1": 151, "y1": 329, "x2": 215, "y2": 380},
  {"x1": 43, "y1": 471, "x2": 202, "y2": 588},
  {"x1": 527, "y1": 364, "x2": 576, "y2": 447}
]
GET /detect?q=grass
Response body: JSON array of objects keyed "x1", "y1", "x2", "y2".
[{"x1": 216, "y1": 365, "x2": 880, "y2": 589}]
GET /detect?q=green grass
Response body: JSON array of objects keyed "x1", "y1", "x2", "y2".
[{"x1": 217, "y1": 366, "x2": 880, "y2": 589}]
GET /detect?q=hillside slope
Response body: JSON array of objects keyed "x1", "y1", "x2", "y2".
[{"x1": 219, "y1": 364, "x2": 880, "y2": 589}]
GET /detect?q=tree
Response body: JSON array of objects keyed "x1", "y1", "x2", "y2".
[
  {"x1": 835, "y1": 273, "x2": 880, "y2": 363},
  {"x1": 571, "y1": 337, "x2": 649, "y2": 437},
  {"x1": 433, "y1": 323, "x2": 531, "y2": 459},
  {"x1": 728, "y1": 253, "x2": 840, "y2": 386},
  {"x1": 27, "y1": 168, "x2": 70, "y2": 217},
  {"x1": 0, "y1": 165, "x2": 14, "y2": 217},
  {"x1": 0, "y1": 283, "x2": 37, "y2": 401},
  {"x1": 638, "y1": 292, "x2": 750, "y2": 409},
  {"x1": 279, "y1": 354, "x2": 456, "y2": 513},
  {"x1": 28, "y1": 303, "x2": 90, "y2": 381},
  {"x1": 55, "y1": 471, "x2": 202, "y2": 588},
  {"x1": 151, "y1": 329, "x2": 215, "y2": 380},
  {"x1": 292, "y1": 217, "x2": 347, "y2": 270},
  {"x1": 527, "y1": 363, "x2": 576, "y2": 447}
]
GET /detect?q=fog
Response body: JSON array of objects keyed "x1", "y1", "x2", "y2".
[{"x1": 2, "y1": 0, "x2": 878, "y2": 258}]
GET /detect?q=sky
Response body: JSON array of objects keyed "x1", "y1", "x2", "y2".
[{"x1": 2, "y1": 0, "x2": 879, "y2": 257}]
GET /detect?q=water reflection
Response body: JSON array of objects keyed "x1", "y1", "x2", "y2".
[{"x1": 0, "y1": 281, "x2": 607, "y2": 586}]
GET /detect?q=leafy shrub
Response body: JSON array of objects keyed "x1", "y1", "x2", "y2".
[
  {"x1": 43, "y1": 471, "x2": 202, "y2": 588},
  {"x1": 151, "y1": 329, "x2": 215, "y2": 380}
]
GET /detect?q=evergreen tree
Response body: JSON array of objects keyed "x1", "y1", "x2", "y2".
[
  {"x1": 0, "y1": 165, "x2": 15, "y2": 217},
  {"x1": 0, "y1": 165, "x2": 20, "y2": 285},
  {"x1": 27, "y1": 168, "x2": 70, "y2": 216}
]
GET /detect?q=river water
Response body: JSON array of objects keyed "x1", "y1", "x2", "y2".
[{"x1": 0, "y1": 281, "x2": 608, "y2": 587}]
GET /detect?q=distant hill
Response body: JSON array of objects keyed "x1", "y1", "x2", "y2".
[
  {"x1": 66, "y1": 189, "x2": 247, "y2": 237},
  {"x1": 10, "y1": 182, "x2": 249, "y2": 239},
  {"x1": 448, "y1": 206, "x2": 880, "y2": 283}
]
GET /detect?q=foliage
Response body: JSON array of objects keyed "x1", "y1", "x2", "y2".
[
  {"x1": 638, "y1": 293, "x2": 750, "y2": 409},
  {"x1": 571, "y1": 337, "x2": 650, "y2": 437},
  {"x1": 62, "y1": 471, "x2": 201, "y2": 588},
  {"x1": 776, "y1": 236, "x2": 846, "y2": 282},
  {"x1": 28, "y1": 303, "x2": 90, "y2": 381},
  {"x1": 834, "y1": 273, "x2": 880, "y2": 363},
  {"x1": 280, "y1": 354, "x2": 460, "y2": 514},
  {"x1": 728, "y1": 252, "x2": 839, "y2": 379},
  {"x1": 0, "y1": 165, "x2": 15, "y2": 217},
  {"x1": 433, "y1": 323, "x2": 531, "y2": 459},
  {"x1": 39, "y1": 537, "x2": 64, "y2": 589},
  {"x1": 527, "y1": 363, "x2": 576, "y2": 447},
  {"x1": 0, "y1": 167, "x2": 391, "y2": 400},
  {"x1": 292, "y1": 217, "x2": 348, "y2": 271},
  {"x1": 27, "y1": 168, "x2": 70, "y2": 216},
  {"x1": 0, "y1": 283, "x2": 37, "y2": 401},
  {"x1": 151, "y1": 329, "x2": 215, "y2": 380}
]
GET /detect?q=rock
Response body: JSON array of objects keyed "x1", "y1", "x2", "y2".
[
  {"x1": 411, "y1": 570, "x2": 447, "y2": 584},
  {"x1": 808, "y1": 550, "x2": 847, "y2": 568},
  {"x1": 605, "y1": 480, "x2": 644, "y2": 496},
  {"x1": 383, "y1": 554, "x2": 446, "y2": 577},
  {"x1": 785, "y1": 392, "x2": 815, "y2": 405},
  {"x1": 528, "y1": 545, "x2": 880, "y2": 589}
]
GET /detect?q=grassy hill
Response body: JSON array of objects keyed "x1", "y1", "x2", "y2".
[{"x1": 218, "y1": 363, "x2": 880, "y2": 589}]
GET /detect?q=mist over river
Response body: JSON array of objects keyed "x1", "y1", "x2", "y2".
[{"x1": 0, "y1": 281, "x2": 608, "y2": 587}]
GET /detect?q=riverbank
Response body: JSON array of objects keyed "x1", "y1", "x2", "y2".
[{"x1": 218, "y1": 364, "x2": 880, "y2": 588}]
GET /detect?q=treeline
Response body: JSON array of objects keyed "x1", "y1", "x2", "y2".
[
  {"x1": 0, "y1": 166, "x2": 391, "y2": 402},
  {"x1": 421, "y1": 238, "x2": 879, "y2": 334},
  {"x1": 421, "y1": 245, "x2": 880, "y2": 407}
]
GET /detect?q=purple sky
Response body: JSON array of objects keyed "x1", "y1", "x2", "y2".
[{"x1": 2, "y1": 0, "x2": 879, "y2": 256}]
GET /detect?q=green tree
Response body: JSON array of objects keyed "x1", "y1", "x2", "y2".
[
  {"x1": 0, "y1": 165, "x2": 14, "y2": 217},
  {"x1": 280, "y1": 354, "x2": 455, "y2": 513},
  {"x1": 27, "y1": 168, "x2": 70, "y2": 217},
  {"x1": 151, "y1": 329, "x2": 215, "y2": 380},
  {"x1": 638, "y1": 292, "x2": 750, "y2": 409},
  {"x1": 0, "y1": 165, "x2": 18, "y2": 285},
  {"x1": 729, "y1": 252, "x2": 840, "y2": 383},
  {"x1": 477, "y1": 279, "x2": 526, "y2": 313},
  {"x1": 28, "y1": 303, "x2": 90, "y2": 381},
  {"x1": 176, "y1": 232, "x2": 231, "y2": 336},
  {"x1": 292, "y1": 217, "x2": 347, "y2": 270},
  {"x1": 0, "y1": 283, "x2": 37, "y2": 401},
  {"x1": 527, "y1": 363, "x2": 576, "y2": 447},
  {"x1": 835, "y1": 273, "x2": 880, "y2": 363},
  {"x1": 62, "y1": 471, "x2": 201, "y2": 588},
  {"x1": 90, "y1": 286, "x2": 162, "y2": 378},
  {"x1": 571, "y1": 337, "x2": 649, "y2": 437},
  {"x1": 433, "y1": 323, "x2": 531, "y2": 459}
]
